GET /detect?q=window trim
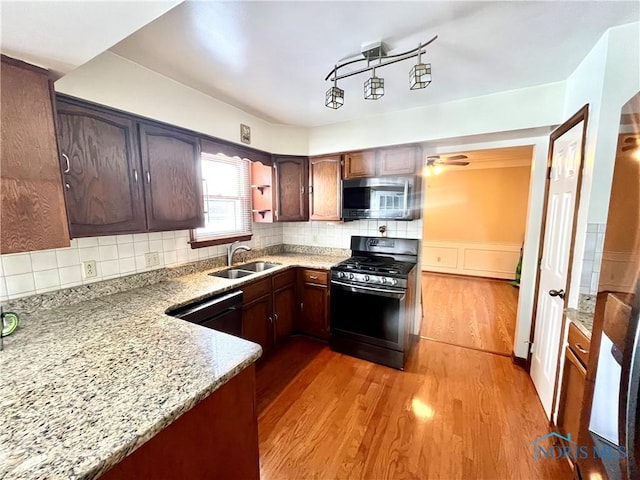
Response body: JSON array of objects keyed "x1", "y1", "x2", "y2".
[
  {"x1": 190, "y1": 143, "x2": 254, "y2": 249},
  {"x1": 189, "y1": 232, "x2": 252, "y2": 249}
]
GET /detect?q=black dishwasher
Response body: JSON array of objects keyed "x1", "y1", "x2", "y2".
[{"x1": 167, "y1": 290, "x2": 243, "y2": 337}]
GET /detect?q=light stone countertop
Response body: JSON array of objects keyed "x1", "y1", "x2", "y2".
[
  {"x1": 0, "y1": 253, "x2": 346, "y2": 480},
  {"x1": 565, "y1": 308, "x2": 594, "y2": 339}
]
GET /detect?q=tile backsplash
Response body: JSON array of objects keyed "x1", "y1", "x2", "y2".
[
  {"x1": 580, "y1": 222, "x2": 606, "y2": 295},
  {"x1": 0, "y1": 223, "x2": 282, "y2": 301},
  {"x1": 282, "y1": 219, "x2": 422, "y2": 249},
  {"x1": 0, "y1": 219, "x2": 422, "y2": 302}
]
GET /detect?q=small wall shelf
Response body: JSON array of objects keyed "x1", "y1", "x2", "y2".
[
  {"x1": 251, "y1": 185, "x2": 270, "y2": 195},
  {"x1": 252, "y1": 209, "x2": 271, "y2": 219}
]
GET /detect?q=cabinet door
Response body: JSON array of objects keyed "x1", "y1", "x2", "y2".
[
  {"x1": 242, "y1": 294, "x2": 274, "y2": 354},
  {"x1": 343, "y1": 151, "x2": 376, "y2": 179},
  {"x1": 138, "y1": 123, "x2": 204, "y2": 231},
  {"x1": 273, "y1": 284, "x2": 296, "y2": 345},
  {"x1": 57, "y1": 101, "x2": 146, "y2": 237},
  {"x1": 557, "y1": 347, "x2": 587, "y2": 442},
  {"x1": 299, "y1": 283, "x2": 329, "y2": 339},
  {"x1": 1, "y1": 57, "x2": 70, "y2": 254},
  {"x1": 377, "y1": 146, "x2": 420, "y2": 176},
  {"x1": 273, "y1": 155, "x2": 308, "y2": 222},
  {"x1": 309, "y1": 155, "x2": 341, "y2": 221}
]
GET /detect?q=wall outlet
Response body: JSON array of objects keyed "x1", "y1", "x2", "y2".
[
  {"x1": 83, "y1": 260, "x2": 97, "y2": 278},
  {"x1": 145, "y1": 251, "x2": 160, "y2": 267}
]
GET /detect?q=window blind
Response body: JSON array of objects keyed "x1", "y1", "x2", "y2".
[{"x1": 195, "y1": 152, "x2": 252, "y2": 241}]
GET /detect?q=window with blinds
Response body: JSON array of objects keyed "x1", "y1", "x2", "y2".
[{"x1": 192, "y1": 152, "x2": 252, "y2": 244}]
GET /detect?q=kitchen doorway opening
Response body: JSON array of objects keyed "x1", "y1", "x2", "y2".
[{"x1": 419, "y1": 146, "x2": 533, "y2": 356}]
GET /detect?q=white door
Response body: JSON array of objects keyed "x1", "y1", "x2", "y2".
[{"x1": 530, "y1": 118, "x2": 585, "y2": 419}]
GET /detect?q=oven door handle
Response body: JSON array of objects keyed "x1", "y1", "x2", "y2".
[{"x1": 331, "y1": 280, "x2": 406, "y2": 300}]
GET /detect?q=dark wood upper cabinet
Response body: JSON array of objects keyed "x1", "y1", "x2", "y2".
[
  {"x1": 138, "y1": 123, "x2": 204, "y2": 231},
  {"x1": 273, "y1": 155, "x2": 308, "y2": 222},
  {"x1": 377, "y1": 145, "x2": 420, "y2": 176},
  {"x1": 1, "y1": 56, "x2": 70, "y2": 254},
  {"x1": 343, "y1": 151, "x2": 376, "y2": 179},
  {"x1": 309, "y1": 155, "x2": 341, "y2": 221},
  {"x1": 57, "y1": 101, "x2": 146, "y2": 237},
  {"x1": 343, "y1": 145, "x2": 422, "y2": 179}
]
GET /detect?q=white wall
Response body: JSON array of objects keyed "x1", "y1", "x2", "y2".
[
  {"x1": 0, "y1": 224, "x2": 281, "y2": 302},
  {"x1": 308, "y1": 82, "x2": 566, "y2": 155},
  {"x1": 55, "y1": 52, "x2": 309, "y2": 155}
]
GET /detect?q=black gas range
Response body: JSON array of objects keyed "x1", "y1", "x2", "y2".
[{"x1": 330, "y1": 236, "x2": 420, "y2": 370}]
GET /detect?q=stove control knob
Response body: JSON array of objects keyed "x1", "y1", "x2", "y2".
[
  {"x1": 389, "y1": 278, "x2": 398, "y2": 286},
  {"x1": 364, "y1": 275, "x2": 370, "y2": 282},
  {"x1": 349, "y1": 273, "x2": 355, "y2": 280},
  {"x1": 380, "y1": 277, "x2": 387, "y2": 284}
]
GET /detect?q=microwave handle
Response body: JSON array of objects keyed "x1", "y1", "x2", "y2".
[{"x1": 403, "y1": 180, "x2": 409, "y2": 214}]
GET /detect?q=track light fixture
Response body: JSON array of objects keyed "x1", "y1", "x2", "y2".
[{"x1": 325, "y1": 36, "x2": 437, "y2": 108}]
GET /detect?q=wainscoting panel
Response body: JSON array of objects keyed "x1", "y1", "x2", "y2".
[{"x1": 422, "y1": 241, "x2": 521, "y2": 280}]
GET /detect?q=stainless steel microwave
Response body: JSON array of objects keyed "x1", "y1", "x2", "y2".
[{"x1": 342, "y1": 176, "x2": 418, "y2": 221}]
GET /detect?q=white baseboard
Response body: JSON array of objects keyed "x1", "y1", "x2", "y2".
[{"x1": 421, "y1": 241, "x2": 521, "y2": 280}]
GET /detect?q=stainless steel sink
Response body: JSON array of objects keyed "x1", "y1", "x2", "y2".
[
  {"x1": 208, "y1": 262, "x2": 280, "y2": 279},
  {"x1": 209, "y1": 269, "x2": 255, "y2": 279},
  {"x1": 238, "y1": 261, "x2": 280, "y2": 272}
]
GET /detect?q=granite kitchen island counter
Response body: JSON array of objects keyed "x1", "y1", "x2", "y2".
[{"x1": 0, "y1": 252, "x2": 344, "y2": 479}]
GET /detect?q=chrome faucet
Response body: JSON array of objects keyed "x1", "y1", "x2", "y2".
[{"x1": 227, "y1": 241, "x2": 251, "y2": 266}]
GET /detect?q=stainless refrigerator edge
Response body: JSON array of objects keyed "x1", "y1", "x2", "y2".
[{"x1": 580, "y1": 91, "x2": 640, "y2": 480}]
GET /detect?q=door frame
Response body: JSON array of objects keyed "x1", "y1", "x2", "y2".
[{"x1": 526, "y1": 104, "x2": 589, "y2": 418}]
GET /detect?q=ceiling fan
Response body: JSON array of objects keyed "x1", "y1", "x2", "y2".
[
  {"x1": 425, "y1": 154, "x2": 470, "y2": 166},
  {"x1": 423, "y1": 154, "x2": 469, "y2": 176}
]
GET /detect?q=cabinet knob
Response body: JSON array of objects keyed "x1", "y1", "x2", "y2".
[
  {"x1": 274, "y1": 313, "x2": 278, "y2": 321},
  {"x1": 146, "y1": 171, "x2": 151, "y2": 183},
  {"x1": 268, "y1": 316, "x2": 273, "y2": 324},
  {"x1": 133, "y1": 169, "x2": 138, "y2": 183},
  {"x1": 65, "y1": 183, "x2": 70, "y2": 190}
]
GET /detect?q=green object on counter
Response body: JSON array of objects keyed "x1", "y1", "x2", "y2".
[{"x1": 1, "y1": 311, "x2": 19, "y2": 336}]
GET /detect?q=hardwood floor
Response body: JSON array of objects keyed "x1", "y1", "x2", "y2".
[
  {"x1": 421, "y1": 272, "x2": 518, "y2": 355},
  {"x1": 256, "y1": 337, "x2": 571, "y2": 480}
]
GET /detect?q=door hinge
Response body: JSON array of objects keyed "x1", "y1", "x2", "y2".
[
  {"x1": 538, "y1": 257, "x2": 542, "y2": 269},
  {"x1": 309, "y1": 185, "x2": 314, "y2": 194},
  {"x1": 547, "y1": 166, "x2": 552, "y2": 180},
  {"x1": 340, "y1": 159, "x2": 344, "y2": 167}
]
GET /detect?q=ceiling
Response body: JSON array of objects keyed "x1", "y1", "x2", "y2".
[
  {"x1": 110, "y1": 1, "x2": 639, "y2": 127},
  {"x1": 0, "y1": 1, "x2": 180, "y2": 75}
]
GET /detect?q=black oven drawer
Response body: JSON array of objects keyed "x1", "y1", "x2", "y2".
[{"x1": 330, "y1": 280, "x2": 407, "y2": 351}]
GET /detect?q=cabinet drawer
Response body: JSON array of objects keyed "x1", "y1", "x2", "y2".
[
  {"x1": 242, "y1": 277, "x2": 272, "y2": 304},
  {"x1": 568, "y1": 322, "x2": 590, "y2": 367},
  {"x1": 301, "y1": 269, "x2": 328, "y2": 285},
  {"x1": 273, "y1": 268, "x2": 295, "y2": 290}
]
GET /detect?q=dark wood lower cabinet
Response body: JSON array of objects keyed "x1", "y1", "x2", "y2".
[
  {"x1": 101, "y1": 365, "x2": 259, "y2": 480},
  {"x1": 273, "y1": 280, "x2": 296, "y2": 346},
  {"x1": 557, "y1": 346, "x2": 587, "y2": 441},
  {"x1": 242, "y1": 294, "x2": 274, "y2": 355},
  {"x1": 241, "y1": 270, "x2": 297, "y2": 355},
  {"x1": 297, "y1": 269, "x2": 330, "y2": 340}
]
